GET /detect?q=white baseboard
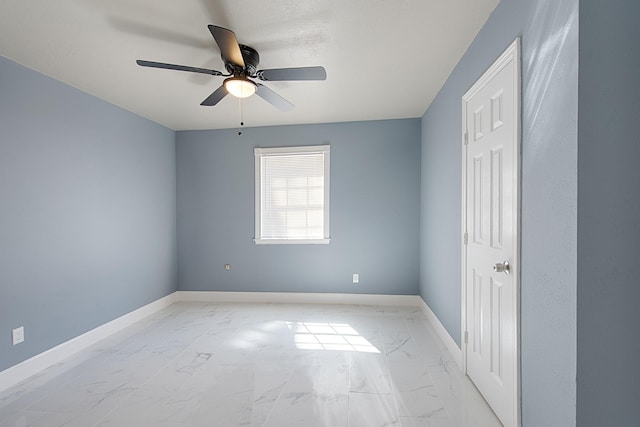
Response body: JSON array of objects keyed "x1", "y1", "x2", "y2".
[
  {"x1": 1, "y1": 291, "x2": 460, "y2": 394},
  {"x1": 0, "y1": 293, "x2": 176, "y2": 393},
  {"x1": 175, "y1": 291, "x2": 422, "y2": 307},
  {"x1": 418, "y1": 297, "x2": 463, "y2": 367}
]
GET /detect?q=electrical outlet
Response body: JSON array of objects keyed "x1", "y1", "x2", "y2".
[
  {"x1": 224, "y1": 264, "x2": 231, "y2": 270},
  {"x1": 12, "y1": 327, "x2": 24, "y2": 345},
  {"x1": 353, "y1": 273, "x2": 359, "y2": 284}
]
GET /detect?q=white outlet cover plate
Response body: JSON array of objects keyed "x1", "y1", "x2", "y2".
[
  {"x1": 353, "y1": 274, "x2": 359, "y2": 284},
  {"x1": 12, "y1": 327, "x2": 24, "y2": 345}
]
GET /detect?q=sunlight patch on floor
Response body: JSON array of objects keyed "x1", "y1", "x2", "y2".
[{"x1": 286, "y1": 321, "x2": 380, "y2": 353}]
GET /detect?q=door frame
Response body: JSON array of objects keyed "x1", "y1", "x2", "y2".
[{"x1": 460, "y1": 37, "x2": 521, "y2": 426}]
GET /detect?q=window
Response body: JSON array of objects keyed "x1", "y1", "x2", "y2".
[{"x1": 254, "y1": 145, "x2": 330, "y2": 244}]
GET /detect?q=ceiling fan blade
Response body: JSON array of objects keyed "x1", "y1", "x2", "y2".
[
  {"x1": 136, "y1": 60, "x2": 224, "y2": 76},
  {"x1": 257, "y1": 66, "x2": 327, "y2": 81},
  {"x1": 255, "y1": 84, "x2": 294, "y2": 112},
  {"x1": 208, "y1": 25, "x2": 245, "y2": 68},
  {"x1": 200, "y1": 85, "x2": 229, "y2": 106}
]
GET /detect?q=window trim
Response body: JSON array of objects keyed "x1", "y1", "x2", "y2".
[{"x1": 254, "y1": 145, "x2": 330, "y2": 245}]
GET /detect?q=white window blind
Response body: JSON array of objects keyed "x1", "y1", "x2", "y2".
[{"x1": 254, "y1": 145, "x2": 330, "y2": 244}]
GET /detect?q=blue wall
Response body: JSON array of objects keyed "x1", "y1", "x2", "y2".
[
  {"x1": 420, "y1": 0, "x2": 578, "y2": 425},
  {"x1": 577, "y1": 1, "x2": 640, "y2": 425},
  {"x1": 176, "y1": 120, "x2": 421, "y2": 295},
  {"x1": 0, "y1": 56, "x2": 177, "y2": 372}
]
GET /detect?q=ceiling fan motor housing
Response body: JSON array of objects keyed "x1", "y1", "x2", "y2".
[{"x1": 224, "y1": 44, "x2": 260, "y2": 76}]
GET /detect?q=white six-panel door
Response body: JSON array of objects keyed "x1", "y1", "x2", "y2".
[{"x1": 462, "y1": 39, "x2": 520, "y2": 427}]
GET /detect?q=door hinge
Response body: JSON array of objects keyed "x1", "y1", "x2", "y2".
[
  {"x1": 463, "y1": 232, "x2": 468, "y2": 245},
  {"x1": 464, "y1": 331, "x2": 469, "y2": 344},
  {"x1": 464, "y1": 132, "x2": 469, "y2": 146}
]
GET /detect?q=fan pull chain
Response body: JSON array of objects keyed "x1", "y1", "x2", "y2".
[{"x1": 237, "y1": 97, "x2": 245, "y2": 136}]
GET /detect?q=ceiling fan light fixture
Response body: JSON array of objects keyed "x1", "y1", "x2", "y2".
[{"x1": 224, "y1": 76, "x2": 256, "y2": 98}]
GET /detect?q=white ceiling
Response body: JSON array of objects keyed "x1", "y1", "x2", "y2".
[{"x1": 0, "y1": 0, "x2": 499, "y2": 131}]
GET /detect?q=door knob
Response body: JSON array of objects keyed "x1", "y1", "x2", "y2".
[{"x1": 493, "y1": 261, "x2": 510, "y2": 274}]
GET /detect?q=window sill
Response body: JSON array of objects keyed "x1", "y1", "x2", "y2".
[{"x1": 254, "y1": 238, "x2": 330, "y2": 245}]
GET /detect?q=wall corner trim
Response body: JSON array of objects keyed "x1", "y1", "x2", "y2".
[
  {"x1": 0, "y1": 293, "x2": 176, "y2": 393},
  {"x1": 418, "y1": 297, "x2": 463, "y2": 367}
]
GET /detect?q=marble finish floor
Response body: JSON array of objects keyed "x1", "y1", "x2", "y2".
[{"x1": 0, "y1": 302, "x2": 501, "y2": 426}]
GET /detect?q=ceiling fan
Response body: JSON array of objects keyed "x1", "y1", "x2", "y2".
[{"x1": 136, "y1": 25, "x2": 327, "y2": 112}]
